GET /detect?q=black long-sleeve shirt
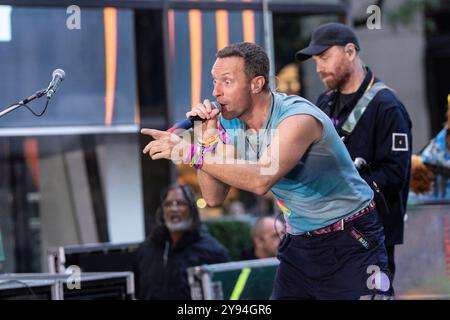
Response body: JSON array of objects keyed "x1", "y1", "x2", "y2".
[
  {"x1": 133, "y1": 228, "x2": 230, "y2": 300},
  {"x1": 316, "y1": 67, "x2": 412, "y2": 246}
]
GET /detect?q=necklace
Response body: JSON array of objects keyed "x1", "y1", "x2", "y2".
[{"x1": 246, "y1": 92, "x2": 274, "y2": 160}]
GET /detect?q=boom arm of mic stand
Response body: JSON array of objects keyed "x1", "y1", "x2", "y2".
[{"x1": 0, "y1": 89, "x2": 47, "y2": 118}]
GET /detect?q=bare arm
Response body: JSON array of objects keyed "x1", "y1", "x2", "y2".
[
  {"x1": 141, "y1": 97, "x2": 322, "y2": 207},
  {"x1": 197, "y1": 170, "x2": 230, "y2": 207},
  {"x1": 200, "y1": 114, "x2": 323, "y2": 196}
]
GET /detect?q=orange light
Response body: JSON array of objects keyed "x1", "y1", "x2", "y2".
[
  {"x1": 242, "y1": 10, "x2": 255, "y2": 43},
  {"x1": 189, "y1": 10, "x2": 202, "y2": 108},
  {"x1": 104, "y1": 7, "x2": 117, "y2": 126},
  {"x1": 216, "y1": 10, "x2": 229, "y2": 50},
  {"x1": 24, "y1": 138, "x2": 40, "y2": 188}
]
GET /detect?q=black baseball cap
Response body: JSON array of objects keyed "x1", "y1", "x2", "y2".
[{"x1": 295, "y1": 23, "x2": 360, "y2": 61}]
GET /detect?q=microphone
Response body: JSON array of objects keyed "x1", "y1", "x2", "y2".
[
  {"x1": 46, "y1": 69, "x2": 66, "y2": 99},
  {"x1": 167, "y1": 101, "x2": 222, "y2": 133},
  {"x1": 354, "y1": 157, "x2": 368, "y2": 171}
]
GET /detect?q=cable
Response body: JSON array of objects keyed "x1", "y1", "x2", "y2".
[
  {"x1": 20, "y1": 98, "x2": 50, "y2": 117},
  {"x1": 0, "y1": 98, "x2": 51, "y2": 119}
]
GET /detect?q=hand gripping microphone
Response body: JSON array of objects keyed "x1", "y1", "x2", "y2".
[
  {"x1": 167, "y1": 101, "x2": 222, "y2": 133},
  {"x1": 46, "y1": 69, "x2": 66, "y2": 99}
]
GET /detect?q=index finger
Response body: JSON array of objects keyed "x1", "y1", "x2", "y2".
[
  {"x1": 203, "y1": 99, "x2": 213, "y2": 114},
  {"x1": 141, "y1": 128, "x2": 166, "y2": 139},
  {"x1": 210, "y1": 108, "x2": 220, "y2": 118}
]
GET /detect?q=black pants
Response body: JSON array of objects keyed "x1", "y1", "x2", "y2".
[{"x1": 272, "y1": 209, "x2": 394, "y2": 300}]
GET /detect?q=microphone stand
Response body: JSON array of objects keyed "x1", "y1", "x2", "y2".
[
  {"x1": 0, "y1": 88, "x2": 50, "y2": 267},
  {"x1": 0, "y1": 88, "x2": 48, "y2": 118}
]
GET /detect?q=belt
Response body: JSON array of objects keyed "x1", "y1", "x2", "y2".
[{"x1": 303, "y1": 200, "x2": 376, "y2": 236}]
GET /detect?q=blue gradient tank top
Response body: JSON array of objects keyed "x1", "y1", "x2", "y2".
[{"x1": 219, "y1": 92, "x2": 374, "y2": 234}]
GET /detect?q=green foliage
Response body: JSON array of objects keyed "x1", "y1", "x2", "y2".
[
  {"x1": 386, "y1": 0, "x2": 441, "y2": 30},
  {"x1": 205, "y1": 219, "x2": 253, "y2": 261}
]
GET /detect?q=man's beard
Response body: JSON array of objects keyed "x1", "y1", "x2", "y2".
[
  {"x1": 165, "y1": 217, "x2": 193, "y2": 232},
  {"x1": 320, "y1": 68, "x2": 351, "y2": 91}
]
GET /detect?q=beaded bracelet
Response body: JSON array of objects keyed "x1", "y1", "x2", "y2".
[
  {"x1": 185, "y1": 121, "x2": 231, "y2": 169},
  {"x1": 184, "y1": 144, "x2": 203, "y2": 169},
  {"x1": 198, "y1": 134, "x2": 220, "y2": 148},
  {"x1": 185, "y1": 135, "x2": 220, "y2": 170}
]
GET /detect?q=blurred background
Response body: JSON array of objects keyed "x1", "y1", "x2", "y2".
[{"x1": 0, "y1": 0, "x2": 449, "y2": 299}]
